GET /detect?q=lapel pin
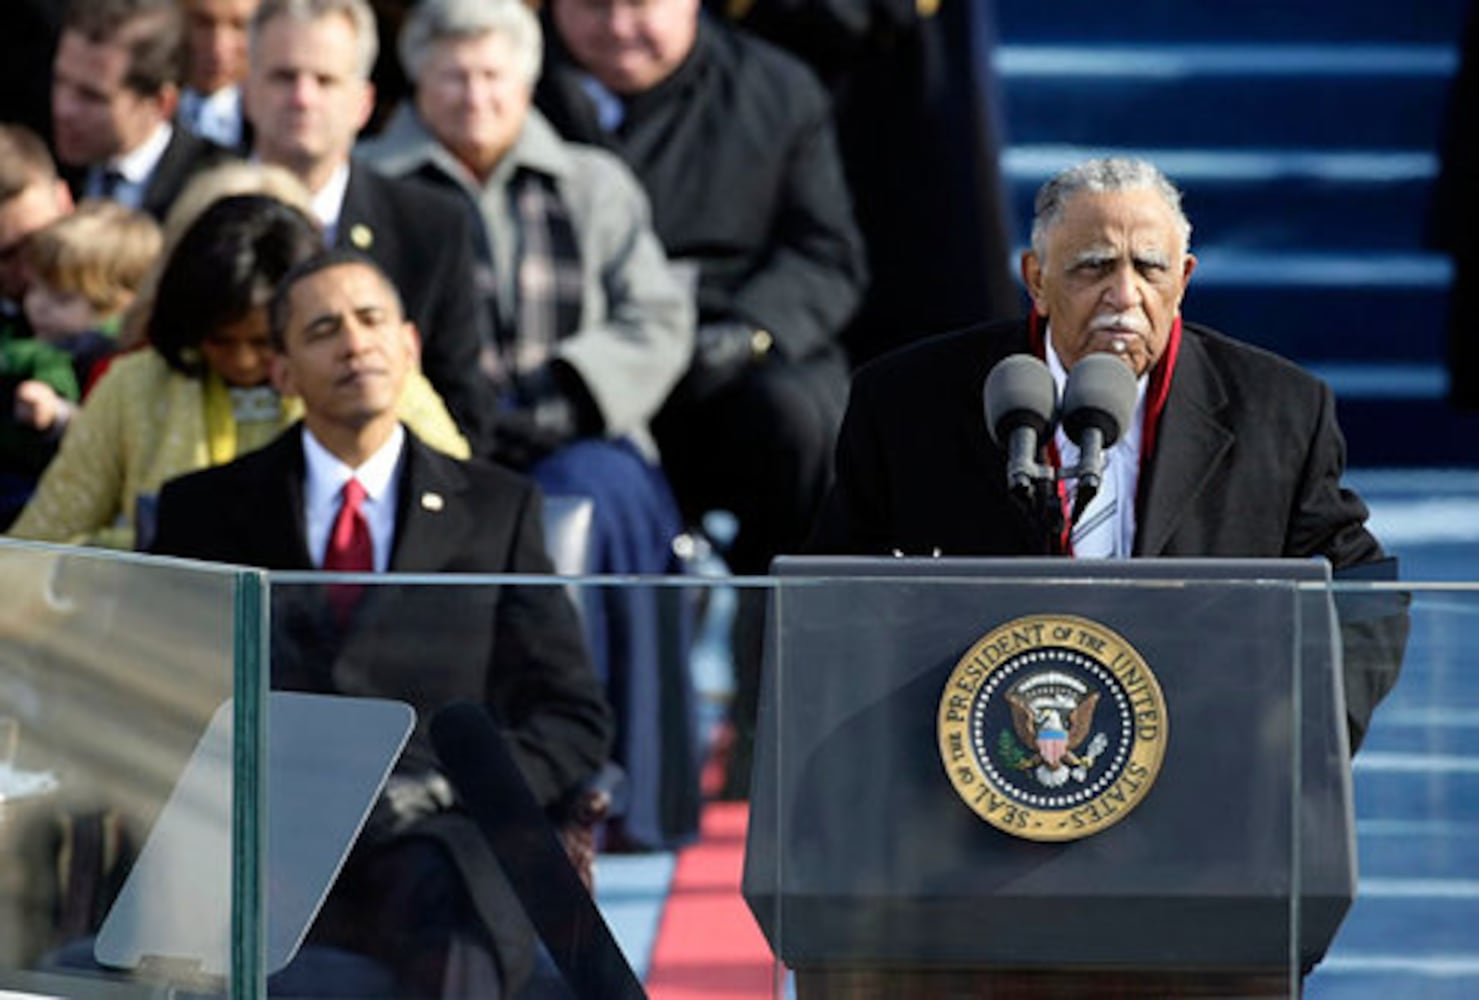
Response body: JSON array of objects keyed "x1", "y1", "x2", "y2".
[
  {"x1": 421, "y1": 491, "x2": 445, "y2": 512},
  {"x1": 349, "y1": 223, "x2": 374, "y2": 249}
]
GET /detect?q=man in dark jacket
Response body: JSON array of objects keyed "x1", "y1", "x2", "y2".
[
  {"x1": 245, "y1": 0, "x2": 497, "y2": 452},
  {"x1": 51, "y1": 0, "x2": 230, "y2": 221},
  {"x1": 809, "y1": 157, "x2": 1405, "y2": 753},
  {"x1": 537, "y1": 1, "x2": 868, "y2": 788},
  {"x1": 536, "y1": 0, "x2": 869, "y2": 581},
  {"x1": 153, "y1": 249, "x2": 613, "y2": 996}
]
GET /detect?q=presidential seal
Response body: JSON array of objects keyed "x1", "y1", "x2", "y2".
[{"x1": 937, "y1": 614, "x2": 1168, "y2": 842}]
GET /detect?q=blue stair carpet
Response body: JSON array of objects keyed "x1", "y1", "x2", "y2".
[{"x1": 991, "y1": 0, "x2": 1479, "y2": 465}]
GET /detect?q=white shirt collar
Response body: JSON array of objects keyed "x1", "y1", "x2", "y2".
[
  {"x1": 89, "y1": 122, "x2": 174, "y2": 208},
  {"x1": 180, "y1": 85, "x2": 243, "y2": 148},
  {"x1": 112, "y1": 121, "x2": 174, "y2": 184},
  {"x1": 300, "y1": 423, "x2": 405, "y2": 572},
  {"x1": 309, "y1": 161, "x2": 353, "y2": 244},
  {"x1": 578, "y1": 74, "x2": 626, "y2": 132},
  {"x1": 1043, "y1": 326, "x2": 1149, "y2": 457}
]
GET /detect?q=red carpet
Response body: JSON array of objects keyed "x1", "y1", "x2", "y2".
[
  {"x1": 644, "y1": 726, "x2": 778, "y2": 999},
  {"x1": 643, "y1": 801, "x2": 777, "y2": 999}
]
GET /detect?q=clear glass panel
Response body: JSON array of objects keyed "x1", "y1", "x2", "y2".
[
  {"x1": 262, "y1": 572, "x2": 692, "y2": 999},
  {"x1": 0, "y1": 539, "x2": 262, "y2": 997},
  {"x1": 245, "y1": 566, "x2": 1330, "y2": 997},
  {"x1": 9, "y1": 557, "x2": 1453, "y2": 998}
]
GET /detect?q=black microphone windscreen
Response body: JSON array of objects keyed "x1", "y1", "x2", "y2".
[
  {"x1": 1062, "y1": 353, "x2": 1138, "y2": 446},
  {"x1": 984, "y1": 354, "x2": 1057, "y2": 444}
]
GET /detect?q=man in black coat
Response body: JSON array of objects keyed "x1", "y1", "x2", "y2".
[
  {"x1": 711, "y1": 0, "x2": 1021, "y2": 365},
  {"x1": 245, "y1": 0, "x2": 495, "y2": 452},
  {"x1": 536, "y1": 1, "x2": 868, "y2": 790},
  {"x1": 536, "y1": 0, "x2": 869, "y2": 578},
  {"x1": 809, "y1": 157, "x2": 1404, "y2": 750},
  {"x1": 1433, "y1": 0, "x2": 1479, "y2": 408},
  {"x1": 151, "y1": 248, "x2": 613, "y2": 996},
  {"x1": 51, "y1": 0, "x2": 230, "y2": 221}
]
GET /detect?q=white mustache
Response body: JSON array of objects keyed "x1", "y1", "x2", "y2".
[{"x1": 1088, "y1": 314, "x2": 1149, "y2": 336}]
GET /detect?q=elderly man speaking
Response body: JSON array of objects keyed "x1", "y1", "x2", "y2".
[{"x1": 808, "y1": 157, "x2": 1404, "y2": 752}]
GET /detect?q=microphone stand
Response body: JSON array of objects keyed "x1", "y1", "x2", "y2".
[
  {"x1": 1035, "y1": 476, "x2": 1066, "y2": 556},
  {"x1": 1062, "y1": 427, "x2": 1109, "y2": 534},
  {"x1": 1007, "y1": 454, "x2": 1065, "y2": 556}
]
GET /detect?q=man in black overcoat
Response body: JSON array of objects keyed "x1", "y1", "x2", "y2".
[
  {"x1": 535, "y1": 0, "x2": 869, "y2": 579},
  {"x1": 810, "y1": 157, "x2": 1405, "y2": 752},
  {"x1": 536, "y1": 0, "x2": 869, "y2": 788}
]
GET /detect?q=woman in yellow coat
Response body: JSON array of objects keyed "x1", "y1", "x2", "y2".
[{"x1": 10, "y1": 194, "x2": 467, "y2": 548}]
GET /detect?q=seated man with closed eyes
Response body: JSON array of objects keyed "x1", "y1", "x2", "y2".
[{"x1": 151, "y1": 248, "x2": 613, "y2": 997}]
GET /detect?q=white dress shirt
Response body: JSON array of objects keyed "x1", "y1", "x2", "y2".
[
  {"x1": 308, "y1": 161, "x2": 352, "y2": 245},
  {"x1": 1045, "y1": 329, "x2": 1148, "y2": 558},
  {"x1": 302, "y1": 424, "x2": 405, "y2": 572},
  {"x1": 179, "y1": 85, "x2": 244, "y2": 149}
]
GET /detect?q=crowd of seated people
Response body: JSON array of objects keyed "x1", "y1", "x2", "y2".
[
  {"x1": 358, "y1": 0, "x2": 699, "y2": 848},
  {"x1": 0, "y1": 0, "x2": 896, "y2": 945},
  {"x1": 10, "y1": 187, "x2": 466, "y2": 549}
]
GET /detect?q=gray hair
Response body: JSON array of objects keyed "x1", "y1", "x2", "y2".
[
  {"x1": 251, "y1": 0, "x2": 379, "y2": 80},
  {"x1": 1030, "y1": 158, "x2": 1193, "y2": 260},
  {"x1": 399, "y1": 0, "x2": 543, "y2": 88}
]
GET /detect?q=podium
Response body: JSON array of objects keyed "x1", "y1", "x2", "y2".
[{"x1": 742, "y1": 557, "x2": 1356, "y2": 995}]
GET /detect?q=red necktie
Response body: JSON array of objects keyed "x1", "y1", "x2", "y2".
[{"x1": 323, "y1": 478, "x2": 373, "y2": 625}]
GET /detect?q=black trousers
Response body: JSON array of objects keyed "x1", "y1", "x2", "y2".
[
  {"x1": 653, "y1": 351, "x2": 849, "y2": 576},
  {"x1": 296, "y1": 835, "x2": 503, "y2": 999}
]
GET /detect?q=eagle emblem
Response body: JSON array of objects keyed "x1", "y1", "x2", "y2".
[
  {"x1": 1005, "y1": 672, "x2": 1108, "y2": 788},
  {"x1": 937, "y1": 614, "x2": 1168, "y2": 841}
]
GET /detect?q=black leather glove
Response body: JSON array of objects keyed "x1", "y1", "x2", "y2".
[
  {"x1": 679, "y1": 322, "x2": 772, "y2": 401},
  {"x1": 489, "y1": 362, "x2": 599, "y2": 469},
  {"x1": 490, "y1": 396, "x2": 580, "y2": 470}
]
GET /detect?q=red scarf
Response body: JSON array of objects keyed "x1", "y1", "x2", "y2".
[{"x1": 1025, "y1": 313, "x2": 1182, "y2": 553}]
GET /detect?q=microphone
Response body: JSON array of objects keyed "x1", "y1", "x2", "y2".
[
  {"x1": 1060, "y1": 353, "x2": 1138, "y2": 506},
  {"x1": 983, "y1": 354, "x2": 1059, "y2": 495}
]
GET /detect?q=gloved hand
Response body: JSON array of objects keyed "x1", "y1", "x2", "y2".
[
  {"x1": 678, "y1": 322, "x2": 771, "y2": 402},
  {"x1": 488, "y1": 363, "x2": 599, "y2": 469},
  {"x1": 372, "y1": 771, "x2": 457, "y2": 836},
  {"x1": 490, "y1": 396, "x2": 580, "y2": 470}
]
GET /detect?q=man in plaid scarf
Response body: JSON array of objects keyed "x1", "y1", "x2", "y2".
[{"x1": 360, "y1": 0, "x2": 701, "y2": 849}]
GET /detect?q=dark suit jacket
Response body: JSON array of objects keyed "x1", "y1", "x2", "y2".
[
  {"x1": 808, "y1": 318, "x2": 1406, "y2": 748},
  {"x1": 339, "y1": 163, "x2": 496, "y2": 453},
  {"x1": 140, "y1": 128, "x2": 231, "y2": 221},
  {"x1": 62, "y1": 127, "x2": 230, "y2": 222},
  {"x1": 150, "y1": 424, "x2": 612, "y2": 988}
]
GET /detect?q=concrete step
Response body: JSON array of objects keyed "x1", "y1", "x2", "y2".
[
  {"x1": 994, "y1": 0, "x2": 1468, "y2": 45},
  {"x1": 1336, "y1": 397, "x2": 1479, "y2": 466},
  {"x1": 998, "y1": 45, "x2": 1456, "y2": 152},
  {"x1": 1075, "y1": 248, "x2": 1451, "y2": 363},
  {"x1": 1004, "y1": 153, "x2": 1439, "y2": 253}
]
